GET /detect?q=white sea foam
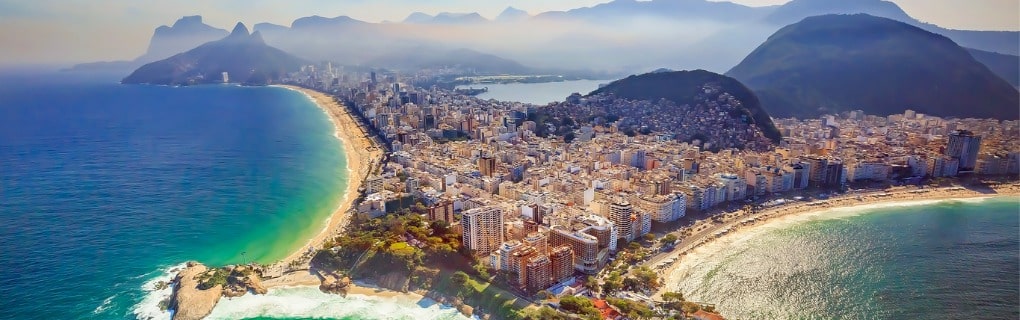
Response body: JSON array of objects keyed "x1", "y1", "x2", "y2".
[
  {"x1": 205, "y1": 285, "x2": 471, "y2": 320},
  {"x1": 93, "y1": 294, "x2": 117, "y2": 314},
  {"x1": 131, "y1": 264, "x2": 470, "y2": 320},
  {"x1": 132, "y1": 263, "x2": 187, "y2": 320}
]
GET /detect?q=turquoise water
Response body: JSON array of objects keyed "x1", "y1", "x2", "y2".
[
  {"x1": 455, "y1": 79, "x2": 609, "y2": 104},
  {"x1": 666, "y1": 197, "x2": 1020, "y2": 319},
  {"x1": 0, "y1": 71, "x2": 351, "y2": 318}
]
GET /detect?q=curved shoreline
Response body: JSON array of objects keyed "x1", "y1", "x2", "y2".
[
  {"x1": 652, "y1": 184, "x2": 1020, "y2": 297},
  {"x1": 269, "y1": 85, "x2": 383, "y2": 281}
]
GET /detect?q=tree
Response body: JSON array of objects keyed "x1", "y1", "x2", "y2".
[
  {"x1": 643, "y1": 233, "x2": 656, "y2": 242},
  {"x1": 429, "y1": 218, "x2": 448, "y2": 231},
  {"x1": 526, "y1": 306, "x2": 568, "y2": 320},
  {"x1": 660, "y1": 234, "x2": 678, "y2": 245},
  {"x1": 633, "y1": 266, "x2": 660, "y2": 290},
  {"x1": 681, "y1": 301, "x2": 702, "y2": 315},
  {"x1": 623, "y1": 277, "x2": 643, "y2": 291},
  {"x1": 559, "y1": 295, "x2": 600, "y2": 318},
  {"x1": 603, "y1": 271, "x2": 623, "y2": 293},
  {"x1": 473, "y1": 261, "x2": 491, "y2": 279},
  {"x1": 584, "y1": 275, "x2": 599, "y2": 293},
  {"x1": 564, "y1": 132, "x2": 576, "y2": 143},
  {"x1": 662, "y1": 291, "x2": 686, "y2": 311},
  {"x1": 412, "y1": 202, "x2": 427, "y2": 214},
  {"x1": 628, "y1": 241, "x2": 642, "y2": 251},
  {"x1": 662, "y1": 291, "x2": 685, "y2": 302},
  {"x1": 451, "y1": 271, "x2": 469, "y2": 287}
]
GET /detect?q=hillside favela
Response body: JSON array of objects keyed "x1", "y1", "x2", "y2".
[{"x1": 2, "y1": 1, "x2": 1019, "y2": 320}]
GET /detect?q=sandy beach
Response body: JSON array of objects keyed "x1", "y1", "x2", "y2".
[
  {"x1": 651, "y1": 183, "x2": 1020, "y2": 297},
  {"x1": 268, "y1": 85, "x2": 383, "y2": 282},
  {"x1": 261, "y1": 270, "x2": 423, "y2": 299}
]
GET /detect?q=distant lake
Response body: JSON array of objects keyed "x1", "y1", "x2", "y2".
[{"x1": 456, "y1": 79, "x2": 611, "y2": 105}]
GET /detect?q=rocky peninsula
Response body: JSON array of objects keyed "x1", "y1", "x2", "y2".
[{"x1": 168, "y1": 262, "x2": 267, "y2": 320}]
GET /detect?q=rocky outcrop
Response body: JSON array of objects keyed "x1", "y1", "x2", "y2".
[
  {"x1": 318, "y1": 273, "x2": 351, "y2": 296},
  {"x1": 170, "y1": 262, "x2": 222, "y2": 320},
  {"x1": 422, "y1": 290, "x2": 482, "y2": 319},
  {"x1": 222, "y1": 265, "x2": 268, "y2": 297},
  {"x1": 375, "y1": 271, "x2": 410, "y2": 292}
]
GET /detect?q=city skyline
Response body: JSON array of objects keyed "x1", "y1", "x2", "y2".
[{"x1": 0, "y1": 0, "x2": 1017, "y2": 66}]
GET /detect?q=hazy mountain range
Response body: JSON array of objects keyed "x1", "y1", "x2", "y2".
[
  {"x1": 67, "y1": 16, "x2": 228, "y2": 72},
  {"x1": 73, "y1": 0, "x2": 1018, "y2": 77}
]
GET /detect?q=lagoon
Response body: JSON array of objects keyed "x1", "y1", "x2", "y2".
[{"x1": 456, "y1": 79, "x2": 611, "y2": 105}]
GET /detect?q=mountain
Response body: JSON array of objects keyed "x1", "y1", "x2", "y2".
[
  {"x1": 252, "y1": 22, "x2": 289, "y2": 35},
  {"x1": 536, "y1": 0, "x2": 771, "y2": 23},
  {"x1": 137, "y1": 15, "x2": 230, "y2": 63},
  {"x1": 967, "y1": 48, "x2": 1020, "y2": 87},
  {"x1": 434, "y1": 12, "x2": 488, "y2": 24},
  {"x1": 764, "y1": 0, "x2": 912, "y2": 25},
  {"x1": 590, "y1": 70, "x2": 782, "y2": 144},
  {"x1": 495, "y1": 7, "x2": 529, "y2": 22},
  {"x1": 726, "y1": 14, "x2": 1019, "y2": 120},
  {"x1": 122, "y1": 23, "x2": 306, "y2": 85},
  {"x1": 764, "y1": 0, "x2": 1018, "y2": 55},
  {"x1": 403, "y1": 12, "x2": 488, "y2": 24},
  {"x1": 403, "y1": 12, "x2": 435, "y2": 24},
  {"x1": 68, "y1": 15, "x2": 228, "y2": 71},
  {"x1": 253, "y1": 15, "x2": 412, "y2": 65}
]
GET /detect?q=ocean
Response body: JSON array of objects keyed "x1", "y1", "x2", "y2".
[
  {"x1": 664, "y1": 197, "x2": 1020, "y2": 319},
  {"x1": 455, "y1": 79, "x2": 609, "y2": 105},
  {"x1": 0, "y1": 71, "x2": 464, "y2": 319}
]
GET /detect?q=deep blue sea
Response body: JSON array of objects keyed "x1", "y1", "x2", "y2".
[
  {"x1": 666, "y1": 197, "x2": 1020, "y2": 319},
  {"x1": 0, "y1": 71, "x2": 466, "y2": 320}
]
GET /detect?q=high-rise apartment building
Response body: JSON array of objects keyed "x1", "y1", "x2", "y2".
[
  {"x1": 946, "y1": 130, "x2": 982, "y2": 172},
  {"x1": 550, "y1": 245, "x2": 574, "y2": 283},
  {"x1": 462, "y1": 206, "x2": 505, "y2": 256},
  {"x1": 609, "y1": 200, "x2": 635, "y2": 242},
  {"x1": 549, "y1": 227, "x2": 601, "y2": 274},
  {"x1": 525, "y1": 255, "x2": 552, "y2": 293},
  {"x1": 427, "y1": 200, "x2": 455, "y2": 224},
  {"x1": 523, "y1": 232, "x2": 548, "y2": 255},
  {"x1": 478, "y1": 156, "x2": 497, "y2": 177}
]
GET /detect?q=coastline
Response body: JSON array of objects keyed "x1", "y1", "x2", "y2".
[
  {"x1": 652, "y1": 184, "x2": 1020, "y2": 297},
  {"x1": 268, "y1": 85, "x2": 383, "y2": 284}
]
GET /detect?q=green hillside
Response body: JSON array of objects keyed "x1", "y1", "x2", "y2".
[{"x1": 590, "y1": 70, "x2": 782, "y2": 144}]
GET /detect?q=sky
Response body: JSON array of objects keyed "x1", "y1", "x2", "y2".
[{"x1": 0, "y1": 0, "x2": 1016, "y2": 66}]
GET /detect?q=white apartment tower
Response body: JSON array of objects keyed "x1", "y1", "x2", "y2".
[{"x1": 609, "y1": 200, "x2": 635, "y2": 242}]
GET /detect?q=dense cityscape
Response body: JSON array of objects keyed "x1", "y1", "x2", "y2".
[
  {"x1": 283, "y1": 63, "x2": 1019, "y2": 319},
  {"x1": 3, "y1": 1, "x2": 1018, "y2": 319}
]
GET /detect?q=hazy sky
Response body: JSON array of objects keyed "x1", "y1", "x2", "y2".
[{"x1": 0, "y1": 0, "x2": 1016, "y2": 65}]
